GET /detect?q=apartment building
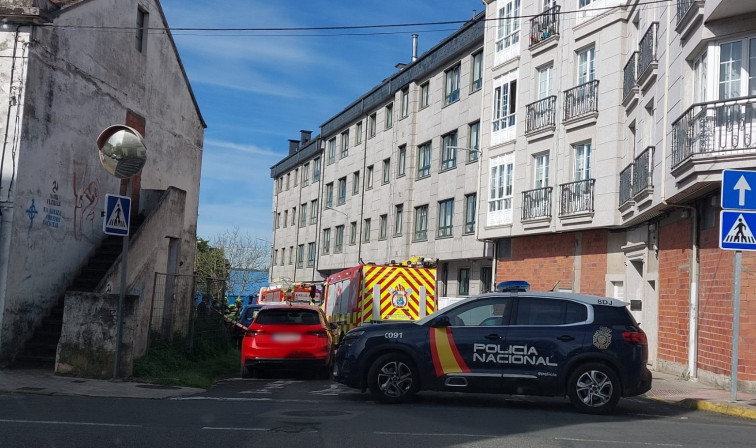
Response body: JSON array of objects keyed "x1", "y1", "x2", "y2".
[
  {"x1": 477, "y1": 0, "x2": 756, "y2": 391},
  {"x1": 270, "y1": 15, "x2": 492, "y2": 299}
]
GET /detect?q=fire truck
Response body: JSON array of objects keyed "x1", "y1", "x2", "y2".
[
  {"x1": 322, "y1": 257, "x2": 437, "y2": 341},
  {"x1": 258, "y1": 281, "x2": 321, "y2": 304}
]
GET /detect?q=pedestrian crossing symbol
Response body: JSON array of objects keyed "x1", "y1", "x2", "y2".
[
  {"x1": 103, "y1": 194, "x2": 131, "y2": 236},
  {"x1": 720, "y1": 210, "x2": 756, "y2": 251}
]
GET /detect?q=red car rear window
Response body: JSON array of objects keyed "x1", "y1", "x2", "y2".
[{"x1": 256, "y1": 309, "x2": 321, "y2": 325}]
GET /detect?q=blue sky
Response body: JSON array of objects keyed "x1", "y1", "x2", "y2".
[{"x1": 159, "y1": 0, "x2": 483, "y2": 242}]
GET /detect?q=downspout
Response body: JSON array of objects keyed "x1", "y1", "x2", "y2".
[{"x1": 357, "y1": 99, "x2": 369, "y2": 265}]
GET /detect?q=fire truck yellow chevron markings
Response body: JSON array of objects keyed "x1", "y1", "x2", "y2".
[{"x1": 430, "y1": 327, "x2": 470, "y2": 376}]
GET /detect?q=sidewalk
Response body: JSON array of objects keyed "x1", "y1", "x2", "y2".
[{"x1": 1, "y1": 368, "x2": 756, "y2": 418}]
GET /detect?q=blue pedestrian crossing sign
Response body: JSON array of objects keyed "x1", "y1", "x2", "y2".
[
  {"x1": 721, "y1": 170, "x2": 756, "y2": 210},
  {"x1": 720, "y1": 210, "x2": 756, "y2": 251},
  {"x1": 103, "y1": 194, "x2": 131, "y2": 236}
]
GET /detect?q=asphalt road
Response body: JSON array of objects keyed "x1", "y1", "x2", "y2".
[{"x1": 1, "y1": 372, "x2": 756, "y2": 448}]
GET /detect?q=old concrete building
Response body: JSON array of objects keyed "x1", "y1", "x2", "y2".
[
  {"x1": 270, "y1": 15, "x2": 492, "y2": 299},
  {"x1": 0, "y1": 0, "x2": 205, "y2": 368}
]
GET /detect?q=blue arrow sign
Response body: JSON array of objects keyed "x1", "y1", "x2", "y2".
[
  {"x1": 722, "y1": 170, "x2": 756, "y2": 210},
  {"x1": 103, "y1": 194, "x2": 131, "y2": 236},
  {"x1": 720, "y1": 210, "x2": 756, "y2": 251}
]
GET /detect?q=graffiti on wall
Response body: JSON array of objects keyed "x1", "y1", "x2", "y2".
[
  {"x1": 42, "y1": 180, "x2": 62, "y2": 229},
  {"x1": 72, "y1": 161, "x2": 100, "y2": 240},
  {"x1": 25, "y1": 199, "x2": 38, "y2": 231}
]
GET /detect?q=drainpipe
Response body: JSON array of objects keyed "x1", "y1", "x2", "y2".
[{"x1": 663, "y1": 200, "x2": 699, "y2": 380}]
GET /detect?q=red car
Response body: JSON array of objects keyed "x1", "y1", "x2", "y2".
[{"x1": 240, "y1": 304, "x2": 336, "y2": 379}]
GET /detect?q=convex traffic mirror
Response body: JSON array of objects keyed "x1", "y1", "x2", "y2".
[{"x1": 96, "y1": 125, "x2": 147, "y2": 179}]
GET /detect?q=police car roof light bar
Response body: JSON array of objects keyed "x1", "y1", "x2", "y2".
[{"x1": 497, "y1": 280, "x2": 531, "y2": 292}]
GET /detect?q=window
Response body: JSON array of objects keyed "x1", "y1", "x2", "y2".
[
  {"x1": 310, "y1": 199, "x2": 318, "y2": 224},
  {"x1": 398, "y1": 145, "x2": 406, "y2": 176},
  {"x1": 297, "y1": 244, "x2": 304, "y2": 268},
  {"x1": 496, "y1": 0, "x2": 520, "y2": 53},
  {"x1": 385, "y1": 103, "x2": 393, "y2": 129},
  {"x1": 322, "y1": 228, "x2": 331, "y2": 254},
  {"x1": 418, "y1": 143, "x2": 432, "y2": 178},
  {"x1": 326, "y1": 183, "x2": 334, "y2": 208},
  {"x1": 338, "y1": 177, "x2": 347, "y2": 205},
  {"x1": 578, "y1": 46, "x2": 596, "y2": 84},
  {"x1": 369, "y1": 113, "x2": 377, "y2": 137},
  {"x1": 471, "y1": 51, "x2": 484, "y2": 92},
  {"x1": 302, "y1": 162, "x2": 310, "y2": 185},
  {"x1": 481, "y1": 267, "x2": 492, "y2": 293},
  {"x1": 350, "y1": 221, "x2": 357, "y2": 245},
  {"x1": 307, "y1": 243, "x2": 316, "y2": 267},
  {"x1": 468, "y1": 122, "x2": 480, "y2": 162},
  {"x1": 293, "y1": 169, "x2": 298, "y2": 187},
  {"x1": 313, "y1": 157, "x2": 321, "y2": 181},
  {"x1": 694, "y1": 51, "x2": 708, "y2": 103},
  {"x1": 394, "y1": 204, "x2": 403, "y2": 236},
  {"x1": 464, "y1": 194, "x2": 476, "y2": 234},
  {"x1": 579, "y1": 0, "x2": 594, "y2": 8},
  {"x1": 720, "y1": 41, "x2": 743, "y2": 99},
  {"x1": 291, "y1": 207, "x2": 296, "y2": 226},
  {"x1": 514, "y1": 298, "x2": 588, "y2": 326},
  {"x1": 289, "y1": 246, "x2": 294, "y2": 265},
  {"x1": 335, "y1": 225, "x2": 344, "y2": 252},
  {"x1": 574, "y1": 142, "x2": 592, "y2": 181},
  {"x1": 356, "y1": 121, "x2": 363, "y2": 145},
  {"x1": 366, "y1": 165, "x2": 374, "y2": 189},
  {"x1": 379, "y1": 214, "x2": 388, "y2": 240},
  {"x1": 279, "y1": 248, "x2": 283, "y2": 265},
  {"x1": 286, "y1": 173, "x2": 290, "y2": 190},
  {"x1": 341, "y1": 131, "x2": 349, "y2": 158},
  {"x1": 363, "y1": 218, "x2": 371, "y2": 242},
  {"x1": 445, "y1": 65, "x2": 461, "y2": 105},
  {"x1": 534, "y1": 153, "x2": 550, "y2": 188},
  {"x1": 382, "y1": 158, "x2": 391, "y2": 184},
  {"x1": 327, "y1": 138, "x2": 336, "y2": 164},
  {"x1": 274, "y1": 249, "x2": 278, "y2": 266},
  {"x1": 401, "y1": 88, "x2": 410, "y2": 118},
  {"x1": 493, "y1": 76, "x2": 517, "y2": 132},
  {"x1": 352, "y1": 171, "x2": 360, "y2": 195},
  {"x1": 538, "y1": 64, "x2": 555, "y2": 99},
  {"x1": 438, "y1": 199, "x2": 454, "y2": 238},
  {"x1": 489, "y1": 158, "x2": 514, "y2": 212},
  {"x1": 283, "y1": 210, "x2": 288, "y2": 228},
  {"x1": 458, "y1": 268, "x2": 470, "y2": 296},
  {"x1": 441, "y1": 132, "x2": 458, "y2": 170},
  {"x1": 420, "y1": 82, "x2": 430, "y2": 108},
  {"x1": 277, "y1": 177, "x2": 283, "y2": 193},
  {"x1": 136, "y1": 8, "x2": 148, "y2": 52},
  {"x1": 299, "y1": 203, "x2": 307, "y2": 227},
  {"x1": 414, "y1": 205, "x2": 428, "y2": 241},
  {"x1": 275, "y1": 212, "x2": 281, "y2": 229}
]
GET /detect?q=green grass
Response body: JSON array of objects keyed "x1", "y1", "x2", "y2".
[{"x1": 133, "y1": 342, "x2": 240, "y2": 389}]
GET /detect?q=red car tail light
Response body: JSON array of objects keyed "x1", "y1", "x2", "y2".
[
  {"x1": 307, "y1": 329, "x2": 329, "y2": 338},
  {"x1": 622, "y1": 330, "x2": 647, "y2": 345},
  {"x1": 245, "y1": 329, "x2": 265, "y2": 337}
]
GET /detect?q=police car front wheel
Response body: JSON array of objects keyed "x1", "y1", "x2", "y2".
[
  {"x1": 368, "y1": 353, "x2": 419, "y2": 403},
  {"x1": 567, "y1": 363, "x2": 621, "y2": 414}
]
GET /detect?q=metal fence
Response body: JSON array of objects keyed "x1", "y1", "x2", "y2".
[{"x1": 147, "y1": 273, "x2": 232, "y2": 356}]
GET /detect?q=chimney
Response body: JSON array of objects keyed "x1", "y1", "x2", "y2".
[
  {"x1": 300, "y1": 130, "x2": 312, "y2": 145},
  {"x1": 288, "y1": 139, "x2": 300, "y2": 155},
  {"x1": 412, "y1": 34, "x2": 418, "y2": 62}
]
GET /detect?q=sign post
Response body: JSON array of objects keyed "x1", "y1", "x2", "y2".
[{"x1": 719, "y1": 170, "x2": 756, "y2": 401}]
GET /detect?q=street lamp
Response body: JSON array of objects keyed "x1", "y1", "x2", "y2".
[
  {"x1": 324, "y1": 206, "x2": 349, "y2": 217},
  {"x1": 446, "y1": 146, "x2": 482, "y2": 162}
]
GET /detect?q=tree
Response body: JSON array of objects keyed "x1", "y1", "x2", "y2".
[
  {"x1": 194, "y1": 237, "x2": 230, "y2": 303},
  {"x1": 209, "y1": 228, "x2": 270, "y2": 301}
]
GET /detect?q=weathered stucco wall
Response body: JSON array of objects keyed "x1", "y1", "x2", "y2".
[
  {"x1": 56, "y1": 292, "x2": 138, "y2": 378},
  {"x1": 0, "y1": 0, "x2": 204, "y2": 363}
]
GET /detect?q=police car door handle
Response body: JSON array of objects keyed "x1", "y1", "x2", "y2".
[
  {"x1": 485, "y1": 334, "x2": 503, "y2": 340},
  {"x1": 557, "y1": 335, "x2": 575, "y2": 342}
]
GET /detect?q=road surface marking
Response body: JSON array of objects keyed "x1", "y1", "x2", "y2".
[
  {"x1": 173, "y1": 396, "x2": 324, "y2": 403},
  {"x1": 0, "y1": 418, "x2": 141, "y2": 428},
  {"x1": 375, "y1": 431, "x2": 489, "y2": 437},
  {"x1": 555, "y1": 437, "x2": 682, "y2": 446},
  {"x1": 202, "y1": 427, "x2": 269, "y2": 431}
]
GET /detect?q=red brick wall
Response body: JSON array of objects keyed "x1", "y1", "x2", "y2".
[
  {"x1": 658, "y1": 216, "x2": 691, "y2": 366},
  {"x1": 496, "y1": 231, "x2": 607, "y2": 294}
]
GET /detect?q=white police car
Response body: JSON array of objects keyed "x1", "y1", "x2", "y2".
[{"x1": 333, "y1": 288, "x2": 652, "y2": 414}]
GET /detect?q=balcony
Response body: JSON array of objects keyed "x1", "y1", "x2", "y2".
[
  {"x1": 522, "y1": 187, "x2": 552, "y2": 221},
  {"x1": 638, "y1": 23, "x2": 659, "y2": 87},
  {"x1": 525, "y1": 96, "x2": 557, "y2": 135},
  {"x1": 623, "y1": 52, "x2": 639, "y2": 105},
  {"x1": 619, "y1": 165, "x2": 633, "y2": 206},
  {"x1": 632, "y1": 146, "x2": 654, "y2": 197},
  {"x1": 672, "y1": 96, "x2": 756, "y2": 168},
  {"x1": 675, "y1": 0, "x2": 703, "y2": 36},
  {"x1": 529, "y1": 6, "x2": 560, "y2": 50},
  {"x1": 559, "y1": 179, "x2": 595, "y2": 217},
  {"x1": 563, "y1": 80, "x2": 599, "y2": 123}
]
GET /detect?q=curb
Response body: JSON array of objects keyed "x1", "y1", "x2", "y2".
[{"x1": 651, "y1": 396, "x2": 756, "y2": 420}]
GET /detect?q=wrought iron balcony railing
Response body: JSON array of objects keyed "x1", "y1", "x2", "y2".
[
  {"x1": 564, "y1": 80, "x2": 599, "y2": 121},
  {"x1": 619, "y1": 165, "x2": 633, "y2": 206},
  {"x1": 638, "y1": 22, "x2": 659, "y2": 79},
  {"x1": 530, "y1": 6, "x2": 560, "y2": 47},
  {"x1": 526, "y1": 96, "x2": 557, "y2": 133},
  {"x1": 623, "y1": 52, "x2": 638, "y2": 100},
  {"x1": 672, "y1": 96, "x2": 756, "y2": 167},
  {"x1": 676, "y1": 0, "x2": 696, "y2": 26},
  {"x1": 632, "y1": 146, "x2": 654, "y2": 196},
  {"x1": 559, "y1": 179, "x2": 595, "y2": 216},
  {"x1": 522, "y1": 187, "x2": 552, "y2": 220}
]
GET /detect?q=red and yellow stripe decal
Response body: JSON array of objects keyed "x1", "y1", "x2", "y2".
[
  {"x1": 361, "y1": 265, "x2": 436, "y2": 322},
  {"x1": 430, "y1": 327, "x2": 470, "y2": 377}
]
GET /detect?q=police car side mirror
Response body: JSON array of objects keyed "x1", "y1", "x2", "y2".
[{"x1": 430, "y1": 315, "x2": 452, "y2": 328}]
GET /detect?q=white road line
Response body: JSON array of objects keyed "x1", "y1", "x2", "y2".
[
  {"x1": 202, "y1": 427, "x2": 269, "y2": 431},
  {"x1": 172, "y1": 396, "x2": 325, "y2": 403},
  {"x1": 0, "y1": 418, "x2": 141, "y2": 428},
  {"x1": 375, "y1": 431, "x2": 490, "y2": 438},
  {"x1": 555, "y1": 437, "x2": 683, "y2": 447}
]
